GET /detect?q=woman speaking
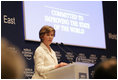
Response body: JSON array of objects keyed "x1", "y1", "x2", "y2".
[{"x1": 32, "y1": 25, "x2": 68, "y2": 79}]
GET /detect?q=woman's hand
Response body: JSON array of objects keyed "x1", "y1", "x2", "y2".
[{"x1": 55, "y1": 62, "x2": 68, "y2": 69}]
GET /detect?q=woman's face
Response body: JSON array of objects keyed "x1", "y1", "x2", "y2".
[{"x1": 42, "y1": 31, "x2": 54, "y2": 46}]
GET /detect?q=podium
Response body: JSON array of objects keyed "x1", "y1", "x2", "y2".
[{"x1": 42, "y1": 62, "x2": 94, "y2": 79}]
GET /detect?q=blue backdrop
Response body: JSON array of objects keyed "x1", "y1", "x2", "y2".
[{"x1": 1, "y1": 1, "x2": 117, "y2": 79}]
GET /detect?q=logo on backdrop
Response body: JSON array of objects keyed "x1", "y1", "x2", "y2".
[
  {"x1": 55, "y1": 51, "x2": 62, "y2": 63},
  {"x1": 76, "y1": 53, "x2": 86, "y2": 62},
  {"x1": 76, "y1": 53, "x2": 97, "y2": 64},
  {"x1": 22, "y1": 48, "x2": 33, "y2": 60},
  {"x1": 65, "y1": 52, "x2": 74, "y2": 63},
  {"x1": 100, "y1": 55, "x2": 107, "y2": 61},
  {"x1": 24, "y1": 68, "x2": 34, "y2": 79},
  {"x1": 3, "y1": 15, "x2": 16, "y2": 24},
  {"x1": 111, "y1": 56, "x2": 116, "y2": 59},
  {"x1": 89, "y1": 54, "x2": 97, "y2": 64},
  {"x1": 108, "y1": 33, "x2": 117, "y2": 40}
]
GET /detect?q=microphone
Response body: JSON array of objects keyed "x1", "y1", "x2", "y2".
[
  {"x1": 56, "y1": 42, "x2": 75, "y2": 63},
  {"x1": 60, "y1": 42, "x2": 78, "y2": 57},
  {"x1": 61, "y1": 43, "x2": 78, "y2": 62},
  {"x1": 56, "y1": 42, "x2": 67, "y2": 54},
  {"x1": 60, "y1": 43, "x2": 73, "y2": 53}
]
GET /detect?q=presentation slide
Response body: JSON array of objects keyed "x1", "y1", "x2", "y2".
[{"x1": 23, "y1": 1, "x2": 106, "y2": 49}]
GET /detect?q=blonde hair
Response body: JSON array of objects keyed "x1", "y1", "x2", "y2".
[{"x1": 39, "y1": 25, "x2": 55, "y2": 42}]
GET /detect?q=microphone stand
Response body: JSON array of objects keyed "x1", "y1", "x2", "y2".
[
  {"x1": 56, "y1": 42, "x2": 67, "y2": 54},
  {"x1": 60, "y1": 43, "x2": 79, "y2": 62}
]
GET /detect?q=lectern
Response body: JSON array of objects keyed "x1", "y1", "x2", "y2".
[{"x1": 42, "y1": 62, "x2": 94, "y2": 79}]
